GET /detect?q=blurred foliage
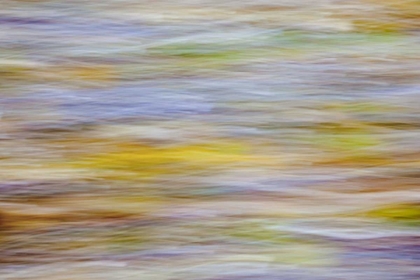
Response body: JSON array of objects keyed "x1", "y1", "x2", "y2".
[
  {"x1": 353, "y1": 20, "x2": 406, "y2": 33},
  {"x1": 148, "y1": 44, "x2": 243, "y2": 60},
  {"x1": 226, "y1": 223, "x2": 297, "y2": 244},
  {"x1": 314, "y1": 122, "x2": 381, "y2": 151},
  {"x1": 366, "y1": 203, "x2": 420, "y2": 226},
  {"x1": 323, "y1": 102, "x2": 398, "y2": 113},
  {"x1": 271, "y1": 30, "x2": 404, "y2": 48},
  {"x1": 70, "y1": 141, "x2": 276, "y2": 179},
  {"x1": 106, "y1": 229, "x2": 151, "y2": 251},
  {"x1": 0, "y1": 65, "x2": 33, "y2": 82}
]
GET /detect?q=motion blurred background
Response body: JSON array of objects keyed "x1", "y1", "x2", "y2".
[{"x1": 0, "y1": 0, "x2": 419, "y2": 279}]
